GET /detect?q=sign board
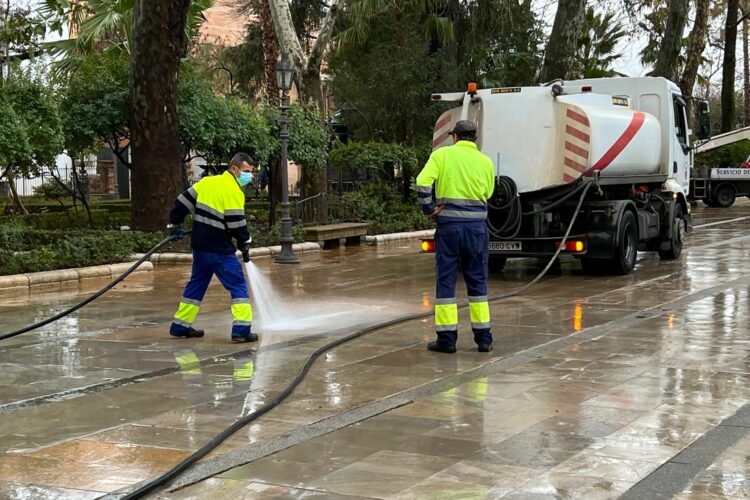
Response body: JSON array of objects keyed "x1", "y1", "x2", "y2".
[{"x1": 711, "y1": 168, "x2": 750, "y2": 179}]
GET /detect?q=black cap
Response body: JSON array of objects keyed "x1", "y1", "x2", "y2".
[{"x1": 449, "y1": 120, "x2": 478, "y2": 136}]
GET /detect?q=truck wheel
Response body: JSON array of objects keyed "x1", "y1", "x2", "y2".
[
  {"x1": 580, "y1": 211, "x2": 637, "y2": 276},
  {"x1": 714, "y1": 185, "x2": 736, "y2": 208},
  {"x1": 488, "y1": 254, "x2": 507, "y2": 273},
  {"x1": 658, "y1": 204, "x2": 684, "y2": 260},
  {"x1": 609, "y1": 210, "x2": 638, "y2": 275}
]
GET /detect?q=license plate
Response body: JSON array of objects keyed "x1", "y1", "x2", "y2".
[{"x1": 489, "y1": 241, "x2": 522, "y2": 251}]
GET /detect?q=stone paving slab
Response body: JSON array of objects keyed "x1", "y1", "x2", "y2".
[{"x1": 1, "y1": 202, "x2": 750, "y2": 498}]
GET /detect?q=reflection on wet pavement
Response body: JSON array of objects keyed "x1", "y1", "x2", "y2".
[{"x1": 1, "y1": 202, "x2": 750, "y2": 497}]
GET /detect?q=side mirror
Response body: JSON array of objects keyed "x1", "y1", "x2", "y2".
[{"x1": 696, "y1": 100, "x2": 711, "y2": 140}]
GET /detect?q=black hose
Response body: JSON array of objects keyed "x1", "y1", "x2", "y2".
[
  {"x1": 120, "y1": 181, "x2": 594, "y2": 499},
  {"x1": 0, "y1": 231, "x2": 190, "y2": 342},
  {"x1": 522, "y1": 181, "x2": 588, "y2": 216},
  {"x1": 487, "y1": 176, "x2": 522, "y2": 239}
]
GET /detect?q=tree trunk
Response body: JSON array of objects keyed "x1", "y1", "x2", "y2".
[
  {"x1": 679, "y1": 0, "x2": 709, "y2": 98},
  {"x1": 744, "y1": 17, "x2": 750, "y2": 125},
  {"x1": 722, "y1": 0, "x2": 740, "y2": 133},
  {"x1": 268, "y1": 0, "x2": 340, "y2": 224},
  {"x1": 2, "y1": 167, "x2": 28, "y2": 215},
  {"x1": 540, "y1": 0, "x2": 586, "y2": 82},
  {"x1": 652, "y1": 0, "x2": 690, "y2": 81},
  {"x1": 261, "y1": 0, "x2": 279, "y2": 103},
  {"x1": 129, "y1": 0, "x2": 191, "y2": 231}
]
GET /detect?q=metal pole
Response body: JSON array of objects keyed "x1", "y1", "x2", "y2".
[{"x1": 275, "y1": 90, "x2": 299, "y2": 263}]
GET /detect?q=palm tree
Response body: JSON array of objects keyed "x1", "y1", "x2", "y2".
[
  {"x1": 41, "y1": 0, "x2": 213, "y2": 74},
  {"x1": 575, "y1": 7, "x2": 627, "y2": 79}
]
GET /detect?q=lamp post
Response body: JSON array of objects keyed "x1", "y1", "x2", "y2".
[{"x1": 274, "y1": 59, "x2": 299, "y2": 264}]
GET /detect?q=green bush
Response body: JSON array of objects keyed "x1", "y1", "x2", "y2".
[
  {"x1": 328, "y1": 141, "x2": 419, "y2": 180},
  {"x1": 247, "y1": 221, "x2": 304, "y2": 247},
  {"x1": 0, "y1": 225, "x2": 163, "y2": 275},
  {"x1": 0, "y1": 209, "x2": 130, "y2": 230},
  {"x1": 340, "y1": 183, "x2": 433, "y2": 234}
]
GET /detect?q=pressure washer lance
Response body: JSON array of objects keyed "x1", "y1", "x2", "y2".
[
  {"x1": 0, "y1": 230, "x2": 192, "y2": 341},
  {"x1": 119, "y1": 181, "x2": 594, "y2": 499}
]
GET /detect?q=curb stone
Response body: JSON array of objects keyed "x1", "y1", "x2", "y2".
[
  {"x1": 134, "y1": 242, "x2": 322, "y2": 264},
  {"x1": 0, "y1": 261, "x2": 154, "y2": 291},
  {"x1": 366, "y1": 229, "x2": 435, "y2": 245}
]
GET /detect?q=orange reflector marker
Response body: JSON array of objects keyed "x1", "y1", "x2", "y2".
[
  {"x1": 582, "y1": 86, "x2": 592, "y2": 92},
  {"x1": 467, "y1": 82, "x2": 477, "y2": 94},
  {"x1": 421, "y1": 240, "x2": 435, "y2": 253}
]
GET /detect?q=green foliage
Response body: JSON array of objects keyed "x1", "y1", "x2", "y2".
[
  {"x1": 340, "y1": 183, "x2": 434, "y2": 234},
  {"x1": 452, "y1": 0, "x2": 543, "y2": 87},
  {"x1": 0, "y1": 209, "x2": 130, "y2": 230},
  {"x1": 32, "y1": 180, "x2": 73, "y2": 205},
  {"x1": 0, "y1": 72, "x2": 64, "y2": 177},
  {"x1": 57, "y1": 51, "x2": 130, "y2": 158},
  {"x1": 42, "y1": 0, "x2": 215, "y2": 74},
  {"x1": 329, "y1": 25, "x2": 450, "y2": 145},
  {"x1": 178, "y1": 70, "x2": 277, "y2": 166},
  {"x1": 221, "y1": 21, "x2": 265, "y2": 99},
  {"x1": 695, "y1": 142, "x2": 750, "y2": 169},
  {"x1": 0, "y1": 92, "x2": 32, "y2": 173},
  {"x1": 575, "y1": 8, "x2": 627, "y2": 79},
  {"x1": 0, "y1": 3, "x2": 46, "y2": 60},
  {"x1": 0, "y1": 224, "x2": 163, "y2": 275},
  {"x1": 328, "y1": 141, "x2": 419, "y2": 179},
  {"x1": 264, "y1": 103, "x2": 329, "y2": 170}
]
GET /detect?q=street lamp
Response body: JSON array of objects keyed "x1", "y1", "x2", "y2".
[{"x1": 274, "y1": 58, "x2": 299, "y2": 264}]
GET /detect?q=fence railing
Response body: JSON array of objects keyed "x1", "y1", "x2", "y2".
[{"x1": 294, "y1": 192, "x2": 362, "y2": 225}]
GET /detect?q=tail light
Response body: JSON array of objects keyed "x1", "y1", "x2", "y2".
[
  {"x1": 555, "y1": 240, "x2": 585, "y2": 252},
  {"x1": 421, "y1": 240, "x2": 436, "y2": 253}
]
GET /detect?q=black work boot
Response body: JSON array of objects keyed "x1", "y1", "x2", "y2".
[
  {"x1": 477, "y1": 343, "x2": 493, "y2": 353},
  {"x1": 427, "y1": 341, "x2": 457, "y2": 354},
  {"x1": 232, "y1": 333, "x2": 259, "y2": 343},
  {"x1": 170, "y1": 327, "x2": 205, "y2": 339}
]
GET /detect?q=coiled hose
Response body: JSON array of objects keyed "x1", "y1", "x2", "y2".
[{"x1": 487, "y1": 176, "x2": 522, "y2": 239}]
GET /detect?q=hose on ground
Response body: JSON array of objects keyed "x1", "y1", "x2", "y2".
[
  {"x1": 0, "y1": 231, "x2": 191, "y2": 342},
  {"x1": 121, "y1": 181, "x2": 594, "y2": 499}
]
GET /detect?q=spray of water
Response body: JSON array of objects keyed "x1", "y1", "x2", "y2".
[{"x1": 244, "y1": 261, "x2": 382, "y2": 333}]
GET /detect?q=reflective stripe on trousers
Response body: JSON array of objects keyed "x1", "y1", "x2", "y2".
[
  {"x1": 434, "y1": 221, "x2": 492, "y2": 346},
  {"x1": 170, "y1": 249, "x2": 253, "y2": 337}
]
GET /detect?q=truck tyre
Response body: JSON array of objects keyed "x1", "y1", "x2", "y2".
[
  {"x1": 488, "y1": 254, "x2": 508, "y2": 273},
  {"x1": 611, "y1": 211, "x2": 638, "y2": 275},
  {"x1": 714, "y1": 184, "x2": 736, "y2": 208},
  {"x1": 658, "y1": 204, "x2": 684, "y2": 260},
  {"x1": 581, "y1": 210, "x2": 637, "y2": 275}
]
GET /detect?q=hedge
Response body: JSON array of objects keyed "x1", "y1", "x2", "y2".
[
  {"x1": 0, "y1": 209, "x2": 130, "y2": 230},
  {"x1": 0, "y1": 225, "x2": 163, "y2": 276}
]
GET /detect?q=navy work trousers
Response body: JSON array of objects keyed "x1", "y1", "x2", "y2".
[{"x1": 434, "y1": 221, "x2": 492, "y2": 347}]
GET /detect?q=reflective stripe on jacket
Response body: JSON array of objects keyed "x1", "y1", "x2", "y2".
[
  {"x1": 169, "y1": 171, "x2": 250, "y2": 254},
  {"x1": 415, "y1": 141, "x2": 495, "y2": 223}
]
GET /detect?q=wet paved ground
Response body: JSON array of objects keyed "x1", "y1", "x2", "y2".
[{"x1": 1, "y1": 201, "x2": 750, "y2": 499}]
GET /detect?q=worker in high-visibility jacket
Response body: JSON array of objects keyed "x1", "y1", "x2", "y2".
[
  {"x1": 167, "y1": 153, "x2": 256, "y2": 342},
  {"x1": 416, "y1": 120, "x2": 495, "y2": 353}
]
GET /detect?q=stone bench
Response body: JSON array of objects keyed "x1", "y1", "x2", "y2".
[{"x1": 303, "y1": 222, "x2": 370, "y2": 249}]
